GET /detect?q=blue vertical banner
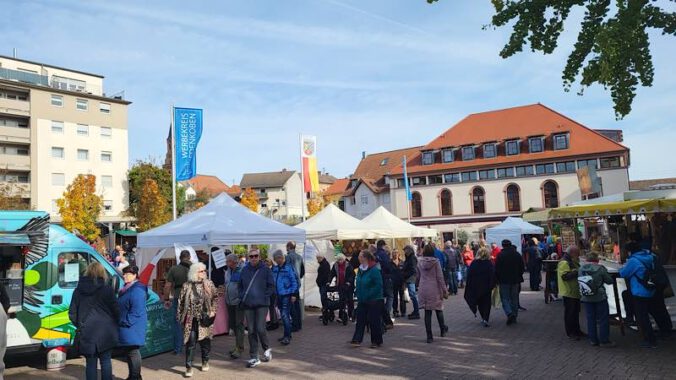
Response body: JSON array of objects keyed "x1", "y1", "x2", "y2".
[
  {"x1": 402, "y1": 155, "x2": 412, "y2": 201},
  {"x1": 173, "y1": 107, "x2": 203, "y2": 181}
]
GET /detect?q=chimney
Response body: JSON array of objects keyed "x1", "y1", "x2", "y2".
[
  {"x1": 361, "y1": 151, "x2": 366, "y2": 160},
  {"x1": 282, "y1": 168, "x2": 287, "y2": 172}
]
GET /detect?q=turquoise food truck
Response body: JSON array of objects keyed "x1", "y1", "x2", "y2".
[{"x1": 0, "y1": 211, "x2": 173, "y2": 357}]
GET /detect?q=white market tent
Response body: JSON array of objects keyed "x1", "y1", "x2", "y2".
[
  {"x1": 295, "y1": 203, "x2": 374, "y2": 240},
  {"x1": 362, "y1": 206, "x2": 437, "y2": 238},
  {"x1": 137, "y1": 193, "x2": 306, "y2": 248},
  {"x1": 485, "y1": 216, "x2": 544, "y2": 253}
]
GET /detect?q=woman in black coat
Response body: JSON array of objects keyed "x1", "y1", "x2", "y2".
[
  {"x1": 69, "y1": 262, "x2": 120, "y2": 380},
  {"x1": 464, "y1": 248, "x2": 495, "y2": 327}
]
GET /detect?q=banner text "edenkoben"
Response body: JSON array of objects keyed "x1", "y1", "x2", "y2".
[{"x1": 180, "y1": 112, "x2": 198, "y2": 159}]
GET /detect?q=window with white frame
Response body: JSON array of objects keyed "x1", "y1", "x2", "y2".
[
  {"x1": 422, "y1": 151, "x2": 434, "y2": 165},
  {"x1": 483, "y1": 143, "x2": 497, "y2": 158},
  {"x1": 103, "y1": 200, "x2": 113, "y2": 212},
  {"x1": 77, "y1": 149, "x2": 89, "y2": 160},
  {"x1": 462, "y1": 146, "x2": 475, "y2": 161},
  {"x1": 101, "y1": 151, "x2": 112, "y2": 162},
  {"x1": 506, "y1": 140, "x2": 520, "y2": 155},
  {"x1": 51, "y1": 173, "x2": 65, "y2": 186},
  {"x1": 554, "y1": 133, "x2": 569, "y2": 150},
  {"x1": 76, "y1": 124, "x2": 89, "y2": 136},
  {"x1": 99, "y1": 103, "x2": 111, "y2": 114},
  {"x1": 529, "y1": 137, "x2": 544, "y2": 153},
  {"x1": 51, "y1": 121, "x2": 64, "y2": 133},
  {"x1": 101, "y1": 175, "x2": 113, "y2": 188},
  {"x1": 76, "y1": 99, "x2": 88, "y2": 111},
  {"x1": 51, "y1": 147, "x2": 64, "y2": 159},
  {"x1": 100, "y1": 126, "x2": 112, "y2": 138},
  {"x1": 51, "y1": 94, "x2": 63, "y2": 107}
]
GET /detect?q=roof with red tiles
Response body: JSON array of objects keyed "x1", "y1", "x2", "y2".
[
  {"x1": 391, "y1": 104, "x2": 628, "y2": 175},
  {"x1": 347, "y1": 146, "x2": 422, "y2": 195},
  {"x1": 185, "y1": 175, "x2": 231, "y2": 196},
  {"x1": 324, "y1": 178, "x2": 349, "y2": 196}
]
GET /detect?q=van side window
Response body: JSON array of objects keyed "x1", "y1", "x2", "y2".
[{"x1": 58, "y1": 252, "x2": 89, "y2": 288}]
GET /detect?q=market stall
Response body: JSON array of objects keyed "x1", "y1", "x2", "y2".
[
  {"x1": 136, "y1": 193, "x2": 306, "y2": 335},
  {"x1": 485, "y1": 217, "x2": 544, "y2": 254},
  {"x1": 361, "y1": 206, "x2": 438, "y2": 239}
]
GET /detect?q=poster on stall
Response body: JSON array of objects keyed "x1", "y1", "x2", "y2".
[
  {"x1": 212, "y1": 249, "x2": 226, "y2": 269},
  {"x1": 64, "y1": 263, "x2": 80, "y2": 282}
]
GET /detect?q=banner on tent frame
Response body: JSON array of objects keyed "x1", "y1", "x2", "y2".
[{"x1": 174, "y1": 107, "x2": 203, "y2": 181}]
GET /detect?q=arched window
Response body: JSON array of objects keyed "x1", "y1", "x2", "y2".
[
  {"x1": 440, "y1": 189, "x2": 452, "y2": 216},
  {"x1": 411, "y1": 192, "x2": 422, "y2": 217},
  {"x1": 472, "y1": 187, "x2": 485, "y2": 214},
  {"x1": 543, "y1": 181, "x2": 559, "y2": 208},
  {"x1": 506, "y1": 184, "x2": 521, "y2": 212}
]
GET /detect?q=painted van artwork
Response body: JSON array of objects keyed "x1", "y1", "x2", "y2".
[{"x1": 0, "y1": 211, "x2": 173, "y2": 357}]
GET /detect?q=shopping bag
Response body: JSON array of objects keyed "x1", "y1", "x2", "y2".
[
  {"x1": 491, "y1": 287, "x2": 501, "y2": 308},
  {"x1": 404, "y1": 288, "x2": 411, "y2": 303},
  {"x1": 457, "y1": 270, "x2": 462, "y2": 282}
]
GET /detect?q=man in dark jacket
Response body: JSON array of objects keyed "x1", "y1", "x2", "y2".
[
  {"x1": 495, "y1": 240, "x2": 524, "y2": 325},
  {"x1": 239, "y1": 249, "x2": 275, "y2": 368},
  {"x1": 316, "y1": 253, "x2": 331, "y2": 310},
  {"x1": 375, "y1": 240, "x2": 394, "y2": 328},
  {"x1": 402, "y1": 245, "x2": 420, "y2": 319},
  {"x1": 285, "y1": 241, "x2": 304, "y2": 332},
  {"x1": 525, "y1": 240, "x2": 542, "y2": 291},
  {"x1": 444, "y1": 241, "x2": 460, "y2": 295},
  {"x1": 163, "y1": 250, "x2": 192, "y2": 355}
]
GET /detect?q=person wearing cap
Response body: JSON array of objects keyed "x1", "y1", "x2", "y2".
[
  {"x1": 271, "y1": 250, "x2": 299, "y2": 346},
  {"x1": 495, "y1": 240, "x2": 524, "y2": 325},
  {"x1": 239, "y1": 249, "x2": 275, "y2": 368},
  {"x1": 578, "y1": 251, "x2": 615, "y2": 347},
  {"x1": 117, "y1": 266, "x2": 148, "y2": 380}
]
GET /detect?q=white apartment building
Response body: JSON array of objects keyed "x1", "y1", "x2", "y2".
[
  {"x1": 239, "y1": 169, "x2": 307, "y2": 221},
  {"x1": 388, "y1": 104, "x2": 630, "y2": 241},
  {"x1": 0, "y1": 55, "x2": 131, "y2": 223}
]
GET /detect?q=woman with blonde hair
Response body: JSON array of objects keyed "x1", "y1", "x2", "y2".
[
  {"x1": 464, "y1": 247, "x2": 495, "y2": 327},
  {"x1": 177, "y1": 262, "x2": 218, "y2": 377},
  {"x1": 69, "y1": 261, "x2": 119, "y2": 380}
]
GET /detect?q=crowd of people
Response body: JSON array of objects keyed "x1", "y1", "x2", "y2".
[{"x1": 63, "y1": 233, "x2": 673, "y2": 379}]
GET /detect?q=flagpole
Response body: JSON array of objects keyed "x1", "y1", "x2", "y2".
[
  {"x1": 299, "y1": 134, "x2": 307, "y2": 222},
  {"x1": 171, "y1": 105, "x2": 177, "y2": 220},
  {"x1": 403, "y1": 155, "x2": 412, "y2": 223}
]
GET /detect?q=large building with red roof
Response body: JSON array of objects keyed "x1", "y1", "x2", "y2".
[{"x1": 388, "y1": 104, "x2": 630, "y2": 240}]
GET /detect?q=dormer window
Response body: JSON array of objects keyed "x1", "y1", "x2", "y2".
[
  {"x1": 483, "y1": 143, "x2": 496, "y2": 158},
  {"x1": 506, "y1": 140, "x2": 520, "y2": 155},
  {"x1": 442, "y1": 148, "x2": 454, "y2": 163},
  {"x1": 529, "y1": 137, "x2": 544, "y2": 153},
  {"x1": 422, "y1": 151, "x2": 434, "y2": 165},
  {"x1": 380, "y1": 158, "x2": 388, "y2": 166},
  {"x1": 462, "y1": 146, "x2": 475, "y2": 161},
  {"x1": 554, "y1": 133, "x2": 569, "y2": 150}
]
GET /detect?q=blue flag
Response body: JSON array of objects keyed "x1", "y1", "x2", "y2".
[
  {"x1": 403, "y1": 155, "x2": 412, "y2": 201},
  {"x1": 173, "y1": 107, "x2": 203, "y2": 181}
]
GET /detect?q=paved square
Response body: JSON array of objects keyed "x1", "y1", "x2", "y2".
[{"x1": 5, "y1": 284, "x2": 675, "y2": 379}]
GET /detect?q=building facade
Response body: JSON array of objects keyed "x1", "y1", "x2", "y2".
[
  {"x1": 240, "y1": 169, "x2": 307, "y2": 221},
  {"x1": 343, "y1": 147, "x2": 420, "y2": 219},
  {"x1": 389, "y1": 104, "x2": 630, "y2": 240},
  {"x1": 0, "y1": 55, "x2": 131, "y2": 223}
]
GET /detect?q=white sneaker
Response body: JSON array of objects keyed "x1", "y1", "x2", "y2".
[
  {"x1": 202, "y1": 362, "x2": 209, "y2": 372},
  {"x1": 185, "y1": 368, "x2": 193, "y2": 377},
  {"x1": 247, "y1": 358, "x2": 261, "y2": 368},
  {"x1": 262, "y1": 348, "x2": 272, "y2": 362}
]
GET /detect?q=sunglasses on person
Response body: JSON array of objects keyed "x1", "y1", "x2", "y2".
[
  {"x1": 198, "y1": 270, "x2": 207, "y2": 273},
  {"x1": 249, "y1": 254, "x2": 259, "y2": 258}
]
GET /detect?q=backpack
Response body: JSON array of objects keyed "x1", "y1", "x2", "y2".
[
  {"x1": 578, "y1": 271, "x2": 598, "y2": 297},
  {"x1": 633, "y1": 251, "x2": 666, "y2": 290}
]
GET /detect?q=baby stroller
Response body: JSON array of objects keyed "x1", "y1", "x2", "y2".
[{"x1": 322, "y1": 285, "x2": 348, "y2": 326}]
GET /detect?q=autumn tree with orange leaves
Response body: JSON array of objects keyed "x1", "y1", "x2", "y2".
[
  {"x1": 307, "y1": 193, "x2": 325, "y2": 217},
  {"x1": 57, "y1": 174, "x2": 102, "y2": 242},
  {"x1": 137, "y1": 178, "x2": 171, "y2": 232},
  {"x1": 240, "y1": 187, "x2": 259, "y2": 213}
]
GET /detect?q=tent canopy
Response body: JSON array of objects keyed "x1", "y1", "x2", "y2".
[
  {"x1": 549, "y1": 199, "x2": 676, "y2": 219},
  {"x1": 137, "y1": 193, "x2": 306, "y2": 248},
  {"x1": 296, "y1": 204, "x2": 374, "y2": 240},
  {"x1": 485, "y1": 217, "x2": 544, "y2": 253},
  {"x1": 362, "y1": 206, "x2": 437, "y2": 238}
]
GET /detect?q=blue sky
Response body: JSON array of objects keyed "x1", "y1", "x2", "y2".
[{"x1": 4, "y1": 0, "x2": 675, "y2": 183}]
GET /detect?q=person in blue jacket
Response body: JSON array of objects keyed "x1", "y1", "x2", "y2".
[
  {"x1": 619, "y1": 241, "x2": 658, "y2": 348},
  {"x1": 118, "y1": 265, "x2": 148, "y2": 380},
  {"x1": 271, "y1": 250, "x2": 299, "y2": 346}
]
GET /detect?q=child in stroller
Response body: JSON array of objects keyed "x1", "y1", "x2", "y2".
[{"x1": 323, "y1": 254, "x2": 355, "y2": 325}]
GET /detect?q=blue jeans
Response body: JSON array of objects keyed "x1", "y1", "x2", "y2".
[
  {"x1": 499, "y1": 284, "x2": 520, "y2": 318},
  {"x1": 173, "y1": 298, "x2": 183, "y2": 354},
  {"x1": 406, "y1": 282, "x2": 419, "y2": 314},
  {"x1": 279, "y1": 294, "x2": 292, "y2": 339},
  {"x1": 85, "y1": 350, "x2": 112, "y2": 380},
  {"x1": 584, "y1": 301, "x2": 610, "y2": 345},
  {"x1": 448, "y1": 269, "x2": 458, "y2": 294}
]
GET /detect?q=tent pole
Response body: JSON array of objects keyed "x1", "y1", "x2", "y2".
[{"x1": 207, "y1": 244, "x2": 212, "y2": 280}]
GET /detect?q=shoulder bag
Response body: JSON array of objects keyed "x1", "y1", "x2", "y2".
[{"x1": 239, "y1": 267, "x2": 261, "y2": 309}]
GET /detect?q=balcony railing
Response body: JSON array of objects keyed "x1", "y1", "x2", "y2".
[{"x1": 0, "y1": 67, "x2": 117, "y2": 99}]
